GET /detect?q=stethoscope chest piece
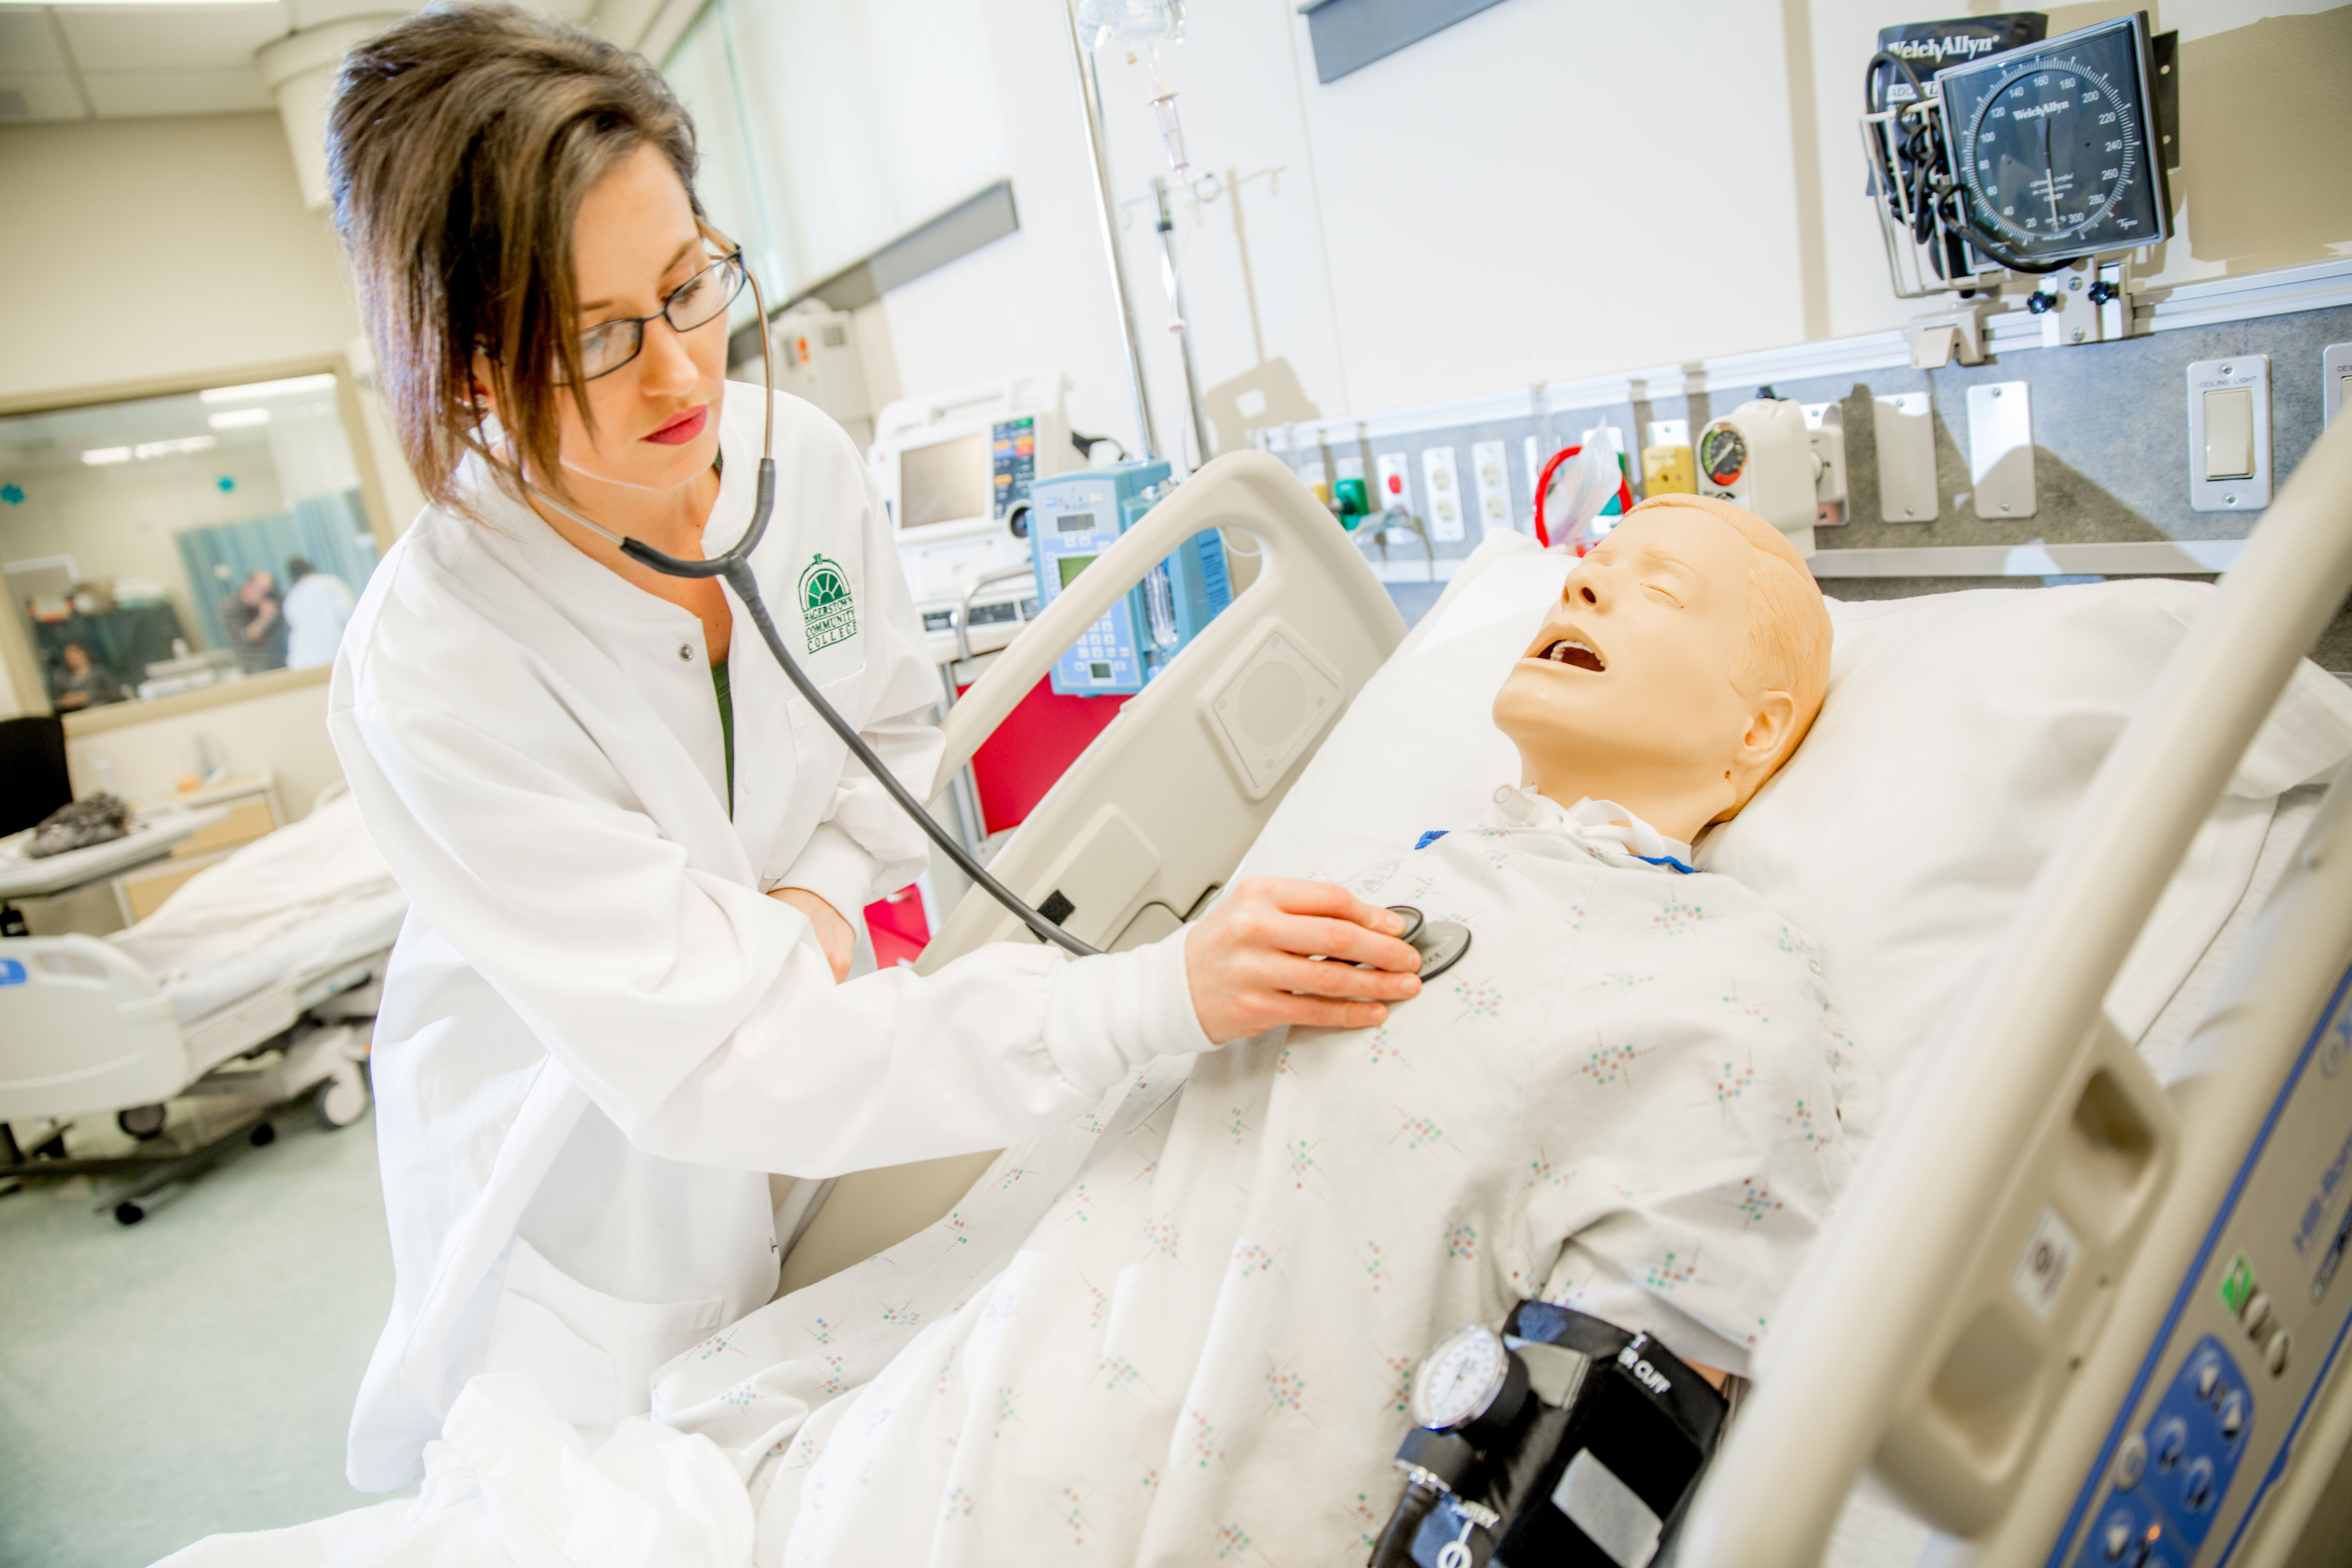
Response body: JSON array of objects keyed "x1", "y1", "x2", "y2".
[{"x1": 1388, "y1": 905, "x2": 1472, "y2": 982}]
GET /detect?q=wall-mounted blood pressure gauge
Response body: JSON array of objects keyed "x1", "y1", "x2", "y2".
[{"x1": 1935, "y1": 12, "x2": 2170, "y2": 268}]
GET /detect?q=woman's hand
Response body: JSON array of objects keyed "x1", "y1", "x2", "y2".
[
  {"x1": 773, "y1": 886, "x2": 855, "y2": 983},
  {"x1": 1184, "y1": 878, "x2": 1423, "y2": 1045}
]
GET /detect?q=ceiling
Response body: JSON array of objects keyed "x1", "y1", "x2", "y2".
[{"x1": 0, "y1": 0, "x2": 595, "y2": 125}]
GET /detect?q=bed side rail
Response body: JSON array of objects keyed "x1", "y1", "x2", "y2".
[
  {"x1": 1682, "y1": 417, "x2": 2352, "y2": 1564},
  {"x1": 917, "y1": 450, "x2": 1406, "y2": 969},
  {"x1": 0, "y1": 934, "x2": 186, "y2": 1124}
]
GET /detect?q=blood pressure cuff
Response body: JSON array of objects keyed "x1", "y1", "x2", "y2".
[{"x1": 1408, "y1": 1303, "x2": 1732, "y2": 1568}]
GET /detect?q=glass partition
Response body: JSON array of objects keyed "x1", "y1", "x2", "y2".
[{"x1": 0, "y1": 373, "x2": 377, "y2": 713}]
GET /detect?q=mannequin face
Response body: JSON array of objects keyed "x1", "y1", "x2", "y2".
[
  {"x1": 473, "y1": 142, "x2": 727, "y2": 498},
  {"x1": 1491, "y1": 510, "x2": 1802, "y2": 842}
]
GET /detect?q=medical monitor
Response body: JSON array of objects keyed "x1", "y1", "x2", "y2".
[
  {"x1": 871, "y1": 369, "x2": 1074, "y2": 609},
  {"x1": 898, "y1": 433, "x2": 991, "y2": 530}
]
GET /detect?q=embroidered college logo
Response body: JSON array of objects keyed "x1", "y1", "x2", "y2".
[{"x1": 799, "y1": 554, "x2": 856, "y2": 653}]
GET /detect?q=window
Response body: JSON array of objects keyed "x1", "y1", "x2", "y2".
[{"x1": 0, "y1": 373, "x2": 379, "y2": 713}]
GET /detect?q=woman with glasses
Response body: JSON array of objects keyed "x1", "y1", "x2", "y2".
[{"x1": 319, "y1": 1, "x2": 1420, "y2": 1493}]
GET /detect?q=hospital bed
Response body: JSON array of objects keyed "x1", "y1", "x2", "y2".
[
  {"x1": 781, "y1": 427, "x2": 2352, "y2": 1566},
  {"x1": 0, "y1": 791, "x2": 400, "y2": 1223}
]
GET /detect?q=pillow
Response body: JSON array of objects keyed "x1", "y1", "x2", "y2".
[{"x1": 1237, "y1": 530, "x2": 2352, "y2": 1087}]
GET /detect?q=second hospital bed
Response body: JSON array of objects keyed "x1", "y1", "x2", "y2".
[
  {"x1": 776, "y1": 427, "x2": 2352, "y2": 1567},
  {"x1": 0, "y1": 790, "x2": 403, "y2": 1218}
]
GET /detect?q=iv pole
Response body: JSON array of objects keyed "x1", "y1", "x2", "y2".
[{"x1": 1063, "y1": 0, "x2": 1161, "y2": 463}]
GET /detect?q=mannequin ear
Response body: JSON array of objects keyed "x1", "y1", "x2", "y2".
[{"x1": 1731, "y1": 690, "x2": 1800, "y2": 786}]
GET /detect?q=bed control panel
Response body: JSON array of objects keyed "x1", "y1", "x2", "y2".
[{"x1": 2057, "y1": 964, "x2": 2352, "y2": 1568}]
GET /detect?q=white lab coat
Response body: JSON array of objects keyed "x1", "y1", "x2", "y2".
[
  {"x1": 331, "y1": 384, "x2": 1207, "y2": 1492},
  {"x1": 281, "y1": 570, "x2": 356, "y2": 668}
]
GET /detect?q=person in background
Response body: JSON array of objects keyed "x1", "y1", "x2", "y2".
[
  {"x1": 52, "y1": 641, "x2": 123, "y2": 710},
  {"x1": 282, "y1": 556, "x2": 359, "y2": 670},
  {"x1": 220, "y1": 569, "x2": 288, "y2": 673}
]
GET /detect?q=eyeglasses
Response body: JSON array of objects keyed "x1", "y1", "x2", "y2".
[{"x1": 564, "y1": 250, "x2": 747, "y2": 383}]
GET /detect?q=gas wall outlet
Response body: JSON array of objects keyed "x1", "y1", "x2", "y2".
[
  {"x1": 2187, "y1": 356, "x2": 2271, "y2": 512},
  {"x1": 1471, "y1": 440, "x2": 1515, "y2": 536},
  {"x1": 1873, "y1": 392, "x2": 1937, "y2": 522},
  {"x1": 1420, "y1": 446, "x2": 1464, "y2": 541},
  {"x1": 1642, "y1": 419, "x2": 1695, "y2": 497},
  {"x1": 2325, "y1": 344, "x2": 2350, "y2": 431},
  {"x1": 1374, "y1": 451, "x2": 1412, "y2": 518}
]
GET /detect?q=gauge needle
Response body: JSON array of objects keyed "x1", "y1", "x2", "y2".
[{"x1": 2038, "y1": 115, "x2": 2060, "y2": 229}]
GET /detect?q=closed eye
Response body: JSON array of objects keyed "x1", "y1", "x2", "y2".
[{"x1": 1644, "y1": 582, "x2": 1683, "y2": 607}]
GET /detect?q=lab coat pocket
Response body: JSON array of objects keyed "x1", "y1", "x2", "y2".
[{"x1": 483, "y1": 1237, "x2": 724, "y2": 1430}]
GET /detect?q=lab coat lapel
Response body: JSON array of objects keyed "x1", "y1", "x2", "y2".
[{"x1": 467, "y1": 486, "x2": 754, "y2": 887}]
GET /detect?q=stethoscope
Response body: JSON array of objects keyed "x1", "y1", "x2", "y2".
[{"x1": 510, "y1": 245, "x2": 1468, "y2": 980}]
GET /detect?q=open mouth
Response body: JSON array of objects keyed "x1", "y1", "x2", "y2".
[{"x1": 1534, "y1": 636, "x2": 1606, "y2": 673}]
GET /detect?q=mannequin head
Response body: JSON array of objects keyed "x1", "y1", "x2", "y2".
[{"x1": 1491, "y1": 494, "x2": 1831, "y2": 843}]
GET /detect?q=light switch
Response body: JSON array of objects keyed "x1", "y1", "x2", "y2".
[
  {"x1": 2187, "y1": 356, "x2": 2272, "y2": 512},
  {"x1": 2203, "y1": 388, "x2": 2256, "y2": 480}
]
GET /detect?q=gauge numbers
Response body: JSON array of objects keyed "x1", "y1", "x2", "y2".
[
  {"x1": 1936, "y1": 13, "x2": 2170, "y2": 265},
  {"x1": 1410, "y1": 1324, "x2": 1508, "y2": 1432}
]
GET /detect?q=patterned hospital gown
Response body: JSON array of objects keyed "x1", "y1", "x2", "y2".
[{"x1": 665, "y1": 793, "x2": 1878, "y2": 1567}]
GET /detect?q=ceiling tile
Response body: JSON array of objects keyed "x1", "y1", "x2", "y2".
[
  {"x1": 57, "y1": 4, "x2": 289, "y2": 73},
  {"x1": 0, "y1": 72, "x2": 88, "y2": 121},
  {"x1": 0, "y1": 12, "x2": 72, "y2": 73},
  {"x1": 82, "y1": 65, "x2": 274, "y2": 117}
]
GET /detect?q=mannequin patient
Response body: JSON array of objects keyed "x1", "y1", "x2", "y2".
[{"x1": 657, "y1": 494, "x2": 1878, "y2": 1566}]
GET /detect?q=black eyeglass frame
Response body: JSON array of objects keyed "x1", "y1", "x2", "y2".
[{"x1": 566, "y1": 249, "x2": 748, "y2": 383}]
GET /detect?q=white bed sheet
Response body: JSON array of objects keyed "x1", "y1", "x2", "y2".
[
  {"x1": 108, "y1": 792, "x2": 407, "y2": 1026},
  {"x1": 149, "y1": 542, "x2": 2352, "y2": 1568}
]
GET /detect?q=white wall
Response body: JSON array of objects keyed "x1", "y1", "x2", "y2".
[
  {"x1": 65, "y1": 677, "x2": 342, "y2": 822},
  {"x1": 0, "y1": 111, "x2": 359, "y2": 404},
  {"x1": 856, "y1": 0, "x2": 2352, "y2": 458}
]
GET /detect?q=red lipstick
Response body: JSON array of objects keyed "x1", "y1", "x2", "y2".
[{"x1": 644, "y1": 405, "x2": 708, "y2": 446}]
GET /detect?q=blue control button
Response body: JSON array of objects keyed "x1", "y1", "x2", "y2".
[
  {"x1": 2138, "y1": 1336, "x2": 2252, "y2": 1549},
  {"x1": 2075, "y1": 1490, "x2": 2186, "y2": 1568}
]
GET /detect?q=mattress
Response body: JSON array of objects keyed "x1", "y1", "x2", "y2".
[{"x1": 107, "y1": 792, "x2": 409, "y2": 1027}]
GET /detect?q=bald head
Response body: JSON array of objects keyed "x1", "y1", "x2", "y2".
[{"x1": 1617, "y1": 494, "x2": 1830, "y2": 815}]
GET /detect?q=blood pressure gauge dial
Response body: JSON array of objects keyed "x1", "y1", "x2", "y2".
[
  {"x1": 1410, "y1": 1324, "x2": 1530, "y2": 1440},
  {"x1": 1934, "y1": 13, "x2": 2170, "y2": 267}
]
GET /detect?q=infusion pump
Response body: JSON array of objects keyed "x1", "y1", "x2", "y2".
[{"x1": 871, "y1": 371, "x2": 1077, "y2": 662}]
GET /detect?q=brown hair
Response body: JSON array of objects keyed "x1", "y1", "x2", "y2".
[
  {"x1": 325, "y1": 1, "x2": 702, "y2": 516},
  {"x1": 1622, "y1": 492, "x2": 1833, "y2": 818}
]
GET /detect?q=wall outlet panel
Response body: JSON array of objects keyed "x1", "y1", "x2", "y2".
[
  {"x1": 1421, "y1": 446, "x2": 1465, "y2": 542},
  {"x1": 1470, "y1": 439, "x2": 1516, "y2": 536},
  {"x1": 2324, "y1": 343, "x2": 2350, "y2": 431},
  {"x1": 2188, "y1": 356, "x2": 2273, "y2": 513},
  {"x1": 1873, "y1": 393, "x2": 1939, "y2": 523},
  {"x1": 1967, "y1": 381, "x2": 2036, "y2": 520}
]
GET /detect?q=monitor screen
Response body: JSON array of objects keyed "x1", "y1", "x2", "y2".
[
  {"x1": 1056, "y1": 554, "x2": 1096, "y2": 590},
  {"x1": 898, "y1": 433, "x2": 988, "y2": 529}
]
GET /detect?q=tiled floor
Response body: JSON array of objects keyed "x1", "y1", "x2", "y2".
[{"x1": 0, "y1": 1100, "x2": 392, "y2": 1568}]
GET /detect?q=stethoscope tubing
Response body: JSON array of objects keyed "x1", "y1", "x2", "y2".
[{"x1": 517, "y1": 246, "x2": 1101, "y2": 957}]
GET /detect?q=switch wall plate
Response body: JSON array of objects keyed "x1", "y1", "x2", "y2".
[
  {"x1": 1471, "y1": 440, "x2": 1515, "y2": 536},
  {"x1": 1873, "y1": 392, "x2": 1937, "y2": 522},
  {"x1": 1421, "y1": 446, "x2": 1465, "y2": 541},
  {"x1": 1965, "y1": 381, "x2": 2035, "y2": 520},
  {"x1": 2325, "y1": 343, "x2": 2350, "y2": 430},
  {"x1": 2187, "y1": 356, "x2": 2272, "y2": 512}
]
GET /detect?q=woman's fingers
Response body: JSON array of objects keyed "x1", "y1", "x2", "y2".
[{"x1": 1183, "y1": 877, "x2": 1430, "y2": 1044}]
